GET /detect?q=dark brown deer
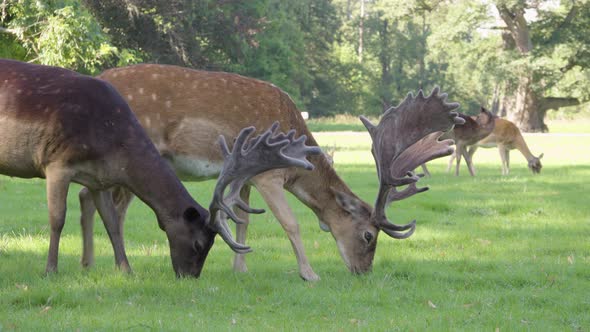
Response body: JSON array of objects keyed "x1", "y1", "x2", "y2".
[
  {"x1": 0, "y1": 59, "x2": 319, "y2": 277},
  {"x1": 79, "y1": 64, "x2": 463, "y2": 280},
  {"x1": 446, "y1": 107, "x2": 496, "y2": 176}
]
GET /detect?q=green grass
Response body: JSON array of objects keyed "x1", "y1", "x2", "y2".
[
  {"x1": 1, "y1": 133, "x2": 589, "y2": 331},
  {"x1": 308, "y1": 114, "x2": 590, "y2": 133},
  {"x1": 545, "y1": 118, "x2": 590, "y2": 133},
  {"x1": 307, "y1": 114, "x2": 370, "y2": 132}
]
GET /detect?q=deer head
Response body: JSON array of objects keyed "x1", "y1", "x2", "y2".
[
  {"x1": 349, "y1": 87, "x2": 464, "y2": 271},
  {"x1": 528, "y1": 153, "x2": 544, "y2": 174},
  {"x1": 476, "y1": 106, "x2": 496, "y2": 128}
]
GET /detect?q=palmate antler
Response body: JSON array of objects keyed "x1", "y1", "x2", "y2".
[
  {"x1": 360, "y1": 87, "x2": 465, "y2": 239},
  {"x1": 208, "y1": 122, "x2": 322, "y2": 253}
]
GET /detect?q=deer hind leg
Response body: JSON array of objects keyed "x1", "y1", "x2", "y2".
[
  {"x1": 233, "y1": 185, "x2": 251, "y2": 273},
  {"x1": 79, "y1": 187, "x2": 96, "y2": 268},
  {"x1": 80, "y1": 186, "x2": 135, "y2": 269},
  {"x1": 420, "y1": 164, "x2": 431, "y2": 177},
  {"x1": 90, "y1": 189, "x2": 132, "y2": 273},
  {"x1": 447, "y1": 153, "x2": 456, "y2": 173},
  {"x1": 253, "y1": 173, "x2": 320, "y2": 281},
  {"x1": 44, "y1": 165, "x2": 73, "y2": 275},
  {"x1": 468, "y1": 146, "x2": 478, "y2": 159},
  {"x1": 505, "y1": 149, "x2": 510, "y2": 175},
  {"x1": 498, "y1": 145, "x2": 509, "y2": 175}
]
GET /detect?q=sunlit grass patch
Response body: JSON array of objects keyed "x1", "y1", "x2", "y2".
[{"x1": 1, "y1": 132, "x2": 589, "y2": 330}]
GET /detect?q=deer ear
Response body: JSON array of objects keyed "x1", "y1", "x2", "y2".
[
  {"x1": 183, "y1": 207, "x2": 202, "y2": 224},
  {"x1": 331, "y1": 188, "x2": 364, "y2": 217},
  {"x1": 538, "y1": 153, "x2": 544, "y2": 159}
]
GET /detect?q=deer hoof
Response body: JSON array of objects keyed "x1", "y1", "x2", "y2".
[{"x1": 300, "y1": 269, "x2": 320, "y2": 282}]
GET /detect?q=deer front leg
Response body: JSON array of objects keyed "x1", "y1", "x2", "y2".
[
  {"x1": 233, "y1": 185, "x2": 251, "y2": 273},
  {"x1": 253, "y1": 173, "x2": 320, "y2": 281},
  {"x1": 454, "y1": 145, "x2": 464, "y2": 176},
  {"x1": 45, "y1": 166, "x2": 72, "y2": 275},
  {"x1": 462, "y1": 147, "x2": 476, "y2": 176},
  {"x1": 90, "y1": 189, "x2": 131, "y2": 273}
]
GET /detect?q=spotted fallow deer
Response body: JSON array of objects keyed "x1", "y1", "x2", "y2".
[
  {"x1": 445, "y1": 107, "x2": 496, "y2": 176},
  {"x1": 0, "y1": 59, "x2": 319, "y2": 277},
  {"x1": 467, "y1": 117, "x2": 543, "y2": 175},
  {"x1": 79, "y1": 64, "x2": 463, "y2": 280}
]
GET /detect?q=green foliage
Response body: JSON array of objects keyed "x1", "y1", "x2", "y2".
[
  {"x1": 1, "y1": 0, "x2": 142, "y2": 74},
  {"x1": 1, "y1": 0, "x2": 589, "y2": 123}
]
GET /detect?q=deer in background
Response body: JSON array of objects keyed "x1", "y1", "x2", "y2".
[
  {"x1": 79, "y1": 64, "x2": 464, "y2": 280},
  {"x1": 467, "y1": 117, "x2": 543, "y2": 175},
  {"x1": 446, "y1": 107, "x2": 496, "y2": 176},
  {"x1": 0, "y1": 59, "x2": 319, "y2": 277}
]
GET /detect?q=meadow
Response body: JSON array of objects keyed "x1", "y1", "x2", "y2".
[{"x1": 0, "y1": 126, "x2": 589, "y2": 330}]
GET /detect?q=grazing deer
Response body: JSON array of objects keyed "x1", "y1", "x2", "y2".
[
  {"x1": 0, "y1": 59, "x2": 319, "y2": 277},
  {"x1": 467, "y1": 117, "x2": 543, "y2": 175},
  {"x1": 445, "y1": 107, "x2": 496, "y2": 176},
  {"x1": 79, "y1": 64, "x2": 463, "y2": 280}
]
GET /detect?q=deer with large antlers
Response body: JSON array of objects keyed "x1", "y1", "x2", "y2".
[
  {"x1": 0, "y1": 59, "x2": 319, "y2": 277},
  {"x1": 445, "y1": 107, "x2": 496, "y2": 176},
  {"x1": 466, "y1": 117, "x2": 543, "y2": 175},
  {"x1": 78, "y1": 64, "x2": 463, "y2": 280}
]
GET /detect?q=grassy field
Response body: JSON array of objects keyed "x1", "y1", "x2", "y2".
[
  {"x1": 1, "y1": 130, "x2": 589, "y2": 330},
  {"x1": 308, "y1": 114, "x2": 590, "y2": 133}
]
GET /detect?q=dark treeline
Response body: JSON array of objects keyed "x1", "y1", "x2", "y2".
[{"x1": 1, "y1": 0, "x2": 589, "y2": 131}]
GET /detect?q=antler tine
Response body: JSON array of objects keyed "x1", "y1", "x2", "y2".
[
  {"x1": 208, "y1": 121, "x2": 322, "y2": 253},
  {"x1": 362, "y1": 87, "x2": 462, "y2": 239},
  {"x1": 387, "y1": 182, "x2": 429, "y2": 204}
]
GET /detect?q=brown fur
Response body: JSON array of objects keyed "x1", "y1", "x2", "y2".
[
  {"x1": 79, "y1": 64, "x2": 377, "y2": 280},
  {"x1": 469, "y1": 118, "x2": 543, "y2": 174},
  {"x1": 446, "y1": 107, "x2": 496, "y2": 176},
  {"x1": 0, "y1": 59, "x2": 217, "y2": 277}
]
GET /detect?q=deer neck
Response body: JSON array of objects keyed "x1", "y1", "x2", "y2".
[
  {"x1": 514, "y1": 133, "x2": 536, "y2": 161},
  {"x1": 125, "y1": 145, "x2": 197, "y2": 225},
  {"x1": 287, "y1": 154, "x2": 360, "y2": 224}
]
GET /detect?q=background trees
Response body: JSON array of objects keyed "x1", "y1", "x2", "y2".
[{"x1": 1, "y1": 0, "x2": 588, "y2": 131}]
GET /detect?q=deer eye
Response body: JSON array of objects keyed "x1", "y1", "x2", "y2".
[{"x1": 363, "y1": 231, "x2": 374, "y2": 243}]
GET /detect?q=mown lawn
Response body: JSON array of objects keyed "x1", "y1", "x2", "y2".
[{"x1": 0, "y1": 131, "x2": 589, "y2": 331}]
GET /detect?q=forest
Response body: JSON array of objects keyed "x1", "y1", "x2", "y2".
[{"x1": 1, "y1": 0, "x2": 589, "y2": 132}]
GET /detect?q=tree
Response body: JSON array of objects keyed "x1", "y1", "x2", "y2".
[
  {"x1": 495, "y1": 0, "x2": 586, "y2": 132},
  {"x1": 0, "y1": 0, "x2": 137, "y2": 74}
]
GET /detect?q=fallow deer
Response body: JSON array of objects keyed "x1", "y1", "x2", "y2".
[
  {"x1": 446, "y1": 107, "x2": 496, "y2": 176},
  {"x1": 467, "y1": 117, "x2": 543, "y2": 175},
  {"x1": 0, "y1": 59, "x2": 319, "y2": 277},
  {"x1": 79, "y1": 64, "x2": 463, "y2": 280}
]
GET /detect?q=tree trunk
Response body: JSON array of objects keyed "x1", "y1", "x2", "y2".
[
  {"x1": 358, "y1": 0, "x2": 365, "y2": 63},
  {"x1": 379, "y1": 18, "x2": 392, "y2": 112},
  {"x1": 496, "y1": 4, "x2": 546, "y2": 132},
  {"x1": 509, "y1": 75, "x2": 545, "y2": 132},
  {"x1": 417, "y1": 11, "x2": 426, "y2": 90}
]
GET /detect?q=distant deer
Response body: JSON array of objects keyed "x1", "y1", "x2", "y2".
[
  {"x1": 0, "y1": 59, "x2": 319, "y2": 277},
  {"x1": 78, "y1": 64, "x2": 464, "y2": 280},
  {"x1": 467, "y1": 117, "x2": 543, "y2": 175},
  {"x1": 446, "y1": 107, "x2": 496, "y2": 176}
]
